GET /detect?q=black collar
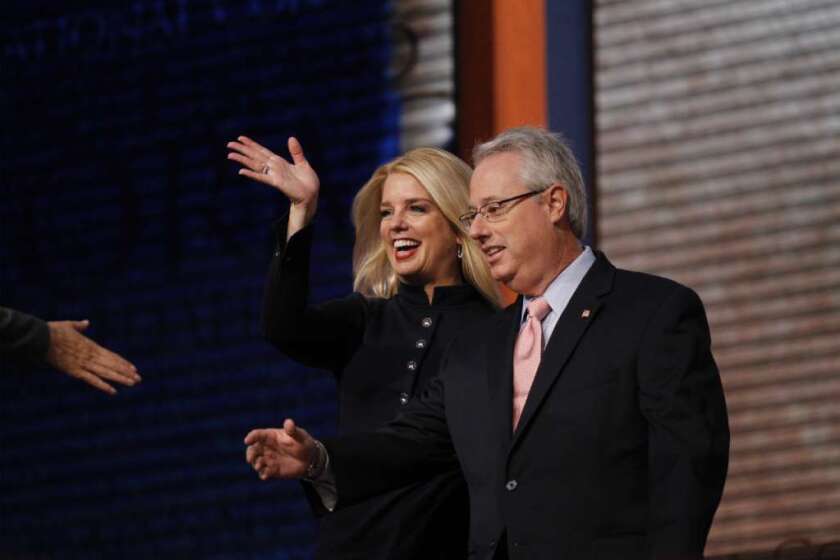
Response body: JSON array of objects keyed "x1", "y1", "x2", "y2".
[{"x1": 397, "y1": 282, "x2": 483, "y2": 307}]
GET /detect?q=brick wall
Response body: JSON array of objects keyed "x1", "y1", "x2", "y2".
[{"x1": 595, "y1": 0, "x2": 840, "y2": 555}]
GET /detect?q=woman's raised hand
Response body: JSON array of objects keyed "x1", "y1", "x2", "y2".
[
  {"x1": 228, "y1": 135, "x2": 319, "y2": 204},
  {"x1": 228, "y1": 135, "x2": 320, "y2": 237}
]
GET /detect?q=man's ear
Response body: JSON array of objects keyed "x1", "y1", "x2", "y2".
[{"x1": 546, "y1": 184, "x2": 569, "y2": 225}]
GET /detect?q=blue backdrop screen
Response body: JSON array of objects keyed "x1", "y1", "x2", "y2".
[{"x1": 0, "y1": 1, "x2": 399, "y2": 558}]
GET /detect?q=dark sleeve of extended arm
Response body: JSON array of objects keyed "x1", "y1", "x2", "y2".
[
  {"x1": 321, "y1": 368, "x2": 458, "y2": 509},
  {"x1": 637, "y1": 285, "x2": 730, "y2": 560},
  {"x1": 261, "y1": 218, "x2": 367, "y2": 372},
  {"x1": 0, "y1": 306, "x2": 50, "y2": 366}
]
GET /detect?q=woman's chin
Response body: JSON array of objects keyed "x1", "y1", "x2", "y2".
[{"x1": 392, "y1": 258, "x2": 422, "y2": 280}]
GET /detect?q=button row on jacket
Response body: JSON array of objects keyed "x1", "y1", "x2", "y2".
[
  {"x1": 401, "y1": 318, "x2": 433, "y2": 403},
  {"x1": 505, "y1": 479, "x2": 518, "y2": 491}
]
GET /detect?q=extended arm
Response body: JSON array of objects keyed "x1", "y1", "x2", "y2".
[
  {"x1": 242, "y1": 373, "x2": 458, "y2": 509},
  {"x1": 1, "y1": 307, "x2": 140, "y2": 394},
  {"x1": 1, "y1": 306, "x2": 50, "y2": 364}
]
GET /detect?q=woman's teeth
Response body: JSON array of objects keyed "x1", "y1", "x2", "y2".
[{"x1": 394, "y1": 239, "x2": 421, "y2": 252}]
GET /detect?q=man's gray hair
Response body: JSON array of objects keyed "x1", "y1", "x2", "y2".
[{"x1": 473, "y1": 126, "x2": 588, "y2": 239}]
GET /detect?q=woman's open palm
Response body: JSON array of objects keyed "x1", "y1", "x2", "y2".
[{"x1": 227, "y1": 135, "x2": 320, "y2": 205}]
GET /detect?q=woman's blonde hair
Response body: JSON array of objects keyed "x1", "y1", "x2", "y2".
[{"x1": 351, "y1": 147, "x2": 500, "y2": 307}]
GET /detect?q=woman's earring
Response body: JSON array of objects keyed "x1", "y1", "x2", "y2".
[{"x1": 457, "y1": 244, "x2": 463, "y2": 259}]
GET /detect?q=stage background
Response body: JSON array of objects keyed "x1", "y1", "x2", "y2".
[
  {"x1": 594, "y1": 0, "x2": 840, "y2": 555},
  {"x1": 5, "y1": 1, "x2": 840, "y2": 558},
  {"x1": 1, "y1": 1, "x2": 401, "y2": 558}
]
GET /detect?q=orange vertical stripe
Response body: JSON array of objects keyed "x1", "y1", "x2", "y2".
[
  {"x1": 492, "y1": 0, "x2": 547, "y2": 131},
  {"x1": 456, "y1": 1, "x2": 547, "y2": 305}
]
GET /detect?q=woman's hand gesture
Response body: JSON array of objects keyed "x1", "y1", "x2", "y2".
[{"x1": 228, "y1": 135, "x2": 320, "y2": 237}]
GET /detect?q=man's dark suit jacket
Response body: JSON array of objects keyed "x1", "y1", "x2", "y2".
[
  {"x1": 325, "y1": 253, "x2": 730, "y2": 560},
  {"x1": 1, "y1": 306, "x2": 50, "y2": 366}
]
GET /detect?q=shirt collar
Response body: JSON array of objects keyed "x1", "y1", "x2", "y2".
[{"x1": 521, "y1": 246, "x2": 596, "y2": 322}]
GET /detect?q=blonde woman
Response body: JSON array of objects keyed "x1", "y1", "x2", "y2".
[{"x1": 227, "y1": 135, "x2": 499, "y2": 560}]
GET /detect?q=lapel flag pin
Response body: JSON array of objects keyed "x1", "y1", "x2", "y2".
[{"x1": 581, "y1": 309, "x2": 591, "y2": 319}]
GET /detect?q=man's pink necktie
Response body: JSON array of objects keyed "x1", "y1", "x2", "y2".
[{"x1": 512, "y1": 297, "x2": 552, "y2": 430}]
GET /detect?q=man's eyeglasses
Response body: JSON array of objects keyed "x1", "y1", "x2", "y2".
[{"x1": 459, "y1": 188, "x2": 547, "y2": 229}]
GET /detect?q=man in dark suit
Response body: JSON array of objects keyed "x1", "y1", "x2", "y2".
[
  {"x1": 1, "y1": 306, "x2": 140, "y2": 394},
  {"x1": 245, "y1": 127, "x2": 729, "y2": 559}
]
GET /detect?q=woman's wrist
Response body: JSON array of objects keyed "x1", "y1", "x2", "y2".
[{"x1": 287, "y1": 197, "x2": 317, "y2": 240}]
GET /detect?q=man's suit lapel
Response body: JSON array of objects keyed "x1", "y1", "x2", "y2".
[
  {"x1": 486, "y1": 299, "x2": 522, "y2": 441},
  {"x1": 511, "y1": 253, "x2": 616, "y2": 449}
]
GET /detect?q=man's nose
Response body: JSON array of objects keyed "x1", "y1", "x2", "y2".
[{"x1": 468, "y1": 214, "x2": 488, "y2": 240}]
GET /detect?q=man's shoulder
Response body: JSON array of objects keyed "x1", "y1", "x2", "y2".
[
  {"x1": 606, "y1": 259, "x2": 700, "y2": 306},
  {"x1": 614, "y1": 266, "x2": 684, "y2": 291}
]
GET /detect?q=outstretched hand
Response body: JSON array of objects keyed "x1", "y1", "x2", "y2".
[
  {"x1": 245, "y1": 418, "x2": 316, "y2": 480},
  {"x1": 46, "y1": 320, "x2": 141, "y2": 395}
]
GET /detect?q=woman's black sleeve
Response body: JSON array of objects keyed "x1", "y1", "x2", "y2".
[{"x1": 261, "y1": 218, "x2": 367, "y2": 374}]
